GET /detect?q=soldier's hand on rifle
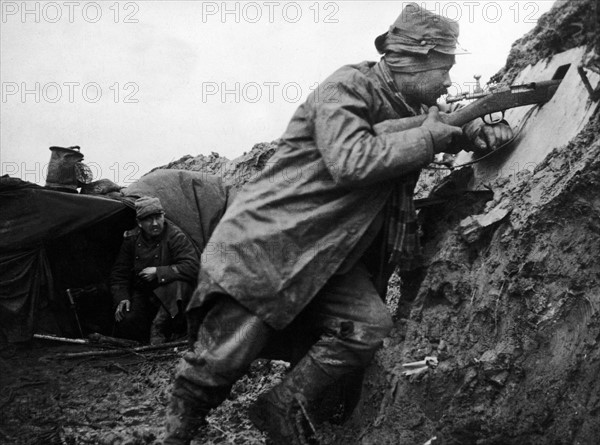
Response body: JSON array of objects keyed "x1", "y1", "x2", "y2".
[
  {"x1": 464, "y1": 120, "x2": 514, "y2": 154},
  {"x1": 139, "y1": 267, "x2": 158, "y2": 282},
  {"x1": 476, "y1": 123, "x2": 514, "y2": 152},
  {"x1": 422, "y1": 106, "x2": 464, "y2": 154},
  {"x1": 115, "y1": 299, "x2": 130, "y2": 322}
]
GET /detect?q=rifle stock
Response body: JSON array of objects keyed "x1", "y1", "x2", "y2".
[{"x1": 374, "y1": 80, "x2": 561, "y2": 135}]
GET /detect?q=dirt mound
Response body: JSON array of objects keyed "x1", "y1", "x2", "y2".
[
  {"x1": 151, "y1": 141, "x2": 277, "y2": 189},
  {"x1": 492, "y1": 0, "x2": 599, "y2": 85}
]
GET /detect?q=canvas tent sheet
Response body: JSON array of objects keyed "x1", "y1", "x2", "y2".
[
  {"x1": 123, "y1": 169, "x2": 229, "y2": 252},
  {"x1": 0, "y1": 178, "x2": 135, "y2": 343},
  {"x1": 1, "y1": 179, "x2": 131, "y2": 252}
]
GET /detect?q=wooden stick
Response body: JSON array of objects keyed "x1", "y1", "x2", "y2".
[
  {"x1": 88, "y1": 332, "x2": 140, "y2": 348},
  {"x1": 33, "y1": 334, "x2": 88, "y2": 344},
  {"x1": 33, "y1": 333, "x2": 122, "y2": 350},
  {"x1": 48, "y1": 341, "x2": 188, "y2": 360}
]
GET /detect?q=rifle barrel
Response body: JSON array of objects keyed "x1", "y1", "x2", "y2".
[
  {"x1": 445, "y1": 79, "x2": 562, "y2": 127},
  {"x1": 372, "y1": 79, "x2": 562, "y2": 135}
]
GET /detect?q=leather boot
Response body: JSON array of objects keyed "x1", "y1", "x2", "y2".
[
  {"x1": 163, "y1": 394, "x2": 207, "y2": 445},
  {"x1": 248, "y1": 355, "x2": 336, "y2": 445},
  {"x1": 149, "y1": 330, "x2": 167, "y2": 346},
  {"x1": 150, "y1": 307, "x2": 170, "y2": 345}
]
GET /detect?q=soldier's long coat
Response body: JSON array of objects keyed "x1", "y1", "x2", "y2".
[{"x1": 190, "y1": 60, "x2": 435, "y2": 329}]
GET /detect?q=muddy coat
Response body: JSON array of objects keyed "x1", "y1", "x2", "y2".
[
  {"x1": 111, "y1": 221, "x2": 199, "y2": 317},
  {"x1": 190, "y1": 61, "x2": 435, "y2": 330}
]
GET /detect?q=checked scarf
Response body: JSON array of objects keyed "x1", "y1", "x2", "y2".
[{"x1": 374, "y1": 60, "x2": 424, "y2": 271}]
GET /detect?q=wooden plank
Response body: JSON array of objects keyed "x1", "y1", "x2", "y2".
[{"x1": 455, "y1": 47, "x2": 600, "y2": 187}]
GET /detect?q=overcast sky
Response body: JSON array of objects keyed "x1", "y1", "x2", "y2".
[{"x1": 1, "y1": 0, "x2": 555, "y2": 186}]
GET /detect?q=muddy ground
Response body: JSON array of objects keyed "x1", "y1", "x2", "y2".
[
  {"x1": 0, "y1": 343, "x2": 288, "y2": 444},
  {"x1": 2, "y1": 1, "x2": 599, "y2": 444}
]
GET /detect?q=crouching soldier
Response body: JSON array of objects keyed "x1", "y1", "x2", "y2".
[
  {"x1": 111, "y1": 197, "x2": 199, "y2": 345},
  {"x1": 163, "y1": 3, "x2": 513, "y2": 444}
]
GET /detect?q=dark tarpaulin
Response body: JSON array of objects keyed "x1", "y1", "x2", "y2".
[
  {"x1": 0, "y1": 179, "x2": 130, "y2": 252},
  {"x1": 0, "y1": 177, "x2": 134, "y2": 343},
  {"x1": 0, "y1": 249, "x2": 53, "y2": 343}
]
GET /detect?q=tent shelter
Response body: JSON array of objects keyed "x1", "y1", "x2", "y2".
[
  {"x1": 0, "y1": 176, "x2": 134, "y2": 343},
  {"x1": 0, "y1": 170, "x2": 228, "y2": 345},
  {"x1": 123, "y1": 169, "x2": 229, "y2": 253}
]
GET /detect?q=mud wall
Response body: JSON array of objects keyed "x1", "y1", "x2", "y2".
[{"x1": 351, "y1": 93, "x2": 600, "y2": 445}]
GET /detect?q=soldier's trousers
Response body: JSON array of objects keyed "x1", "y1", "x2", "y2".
[
  {"x1": 172, "y1": 261, "x2": 393, "y2": 412},
  {"x1": 114, "y1": 290, "x2": 185, "y2": 343}
]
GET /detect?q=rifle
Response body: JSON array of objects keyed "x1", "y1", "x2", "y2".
[
  {"x1": 374, "y1": 79, "x2": 562, "y2": 134},
  {"x1": 66, "y1": 288, "x2": 85, "y2": 339}
]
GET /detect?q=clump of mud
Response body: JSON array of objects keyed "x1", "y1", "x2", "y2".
[{"x1": 492, "y1": 0, "x2": 599, "y2": 85}]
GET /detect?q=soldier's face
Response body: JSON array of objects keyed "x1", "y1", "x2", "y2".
[
  {"x1": 396, "y1": 66, "x2": 453, "y2": 106},
  {"x1": 137, "y1": 213, "x2": 165, "y2": 238}
]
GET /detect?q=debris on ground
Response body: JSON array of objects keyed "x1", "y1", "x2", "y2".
[{"x1": 0, "y1": 342, "x2": 287, "y2": 444}]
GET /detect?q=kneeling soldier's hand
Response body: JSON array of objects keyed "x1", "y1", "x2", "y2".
[
  {"x1": 139, "y1": 267, "x2": 158, "y2": 282},
  {"x1": 115, "y1": 299, "x2": 130, "y2": 322}
]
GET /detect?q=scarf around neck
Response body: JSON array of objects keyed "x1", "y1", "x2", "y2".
[{"x1": 373, "y1": 60, "x2": 424, "y2": 271}]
